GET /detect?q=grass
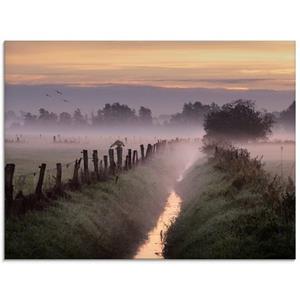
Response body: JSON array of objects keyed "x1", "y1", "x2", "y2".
[
  {"x1": 5, "y1": 157, "x2": 180, "y2": 259},
  {"x1": 163, "y1": 145, "x2": 295, "y2": 259}
]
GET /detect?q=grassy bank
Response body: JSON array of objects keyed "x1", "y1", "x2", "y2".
[
  {"x1": 6, "y1": 157, "x2": 180, "y2": 259},
  {"x1": 163, "y1": 146, "x2": 295, "y2": 259}
]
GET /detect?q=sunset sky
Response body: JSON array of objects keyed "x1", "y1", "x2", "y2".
[{"x1": 5, "y1": 41, "x2": 295, "y2": 91}]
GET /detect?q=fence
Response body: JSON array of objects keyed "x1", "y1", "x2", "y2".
[{"x1": 5, "y1": 138, "x2": 196, "y2": 216}]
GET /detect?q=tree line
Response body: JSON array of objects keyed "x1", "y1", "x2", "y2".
[
  {"x1": 6, "y1": 103, "x2": 153, "y2": 129},
  {"x1": 6, "y1": 101, "x2": 215, "y2": 129},
  {"x1": 5, "y1": 100, "x2": 295, "y2": 139}
]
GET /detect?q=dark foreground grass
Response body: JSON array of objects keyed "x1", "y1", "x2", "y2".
[
  {"x1": 6, "y1": 158, "x2": 179, "y2": 259},
  {"x1": 163, "y1": 146, "x2": 295, "y2": 259}
]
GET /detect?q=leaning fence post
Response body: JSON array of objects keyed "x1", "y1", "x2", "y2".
[
  {"x1": 35, "y1": 163, "x2": 46, "y2": 196},
  {"x1": 55, "y1": 163, "x2": 62, "y2": 191},
  {"x1": 5, "y1": 163, "x2": 15, "y2": 215},
  {"x1": 92, "y1": 150, "x2": 99, "y2": 180},
  {"x1": 82, "y1": 149, "x2": 89, "y2": 183}
]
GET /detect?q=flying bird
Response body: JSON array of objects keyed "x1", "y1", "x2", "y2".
[
  {"x1": 55, "y1": 89, "x2": 63, "y2": 95},
  {"x1": 62, "y1": 99, "x2": 70, "y2": 103},
  {"x1": 46, "y1": 93, "x2": 52, "y2": 97}
]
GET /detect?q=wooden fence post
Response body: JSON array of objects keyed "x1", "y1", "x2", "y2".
[
  {"x1": 108, "y1": 148, "x2": 116, "y2": 175},
  {"x1": 92, "y1": 150, "x2": 99, "y2": 180},
  {"x1": 82, "y1": 149, "x2": 89, "y2": 183},
  {"x1": 35, "y1": 163, "x2": 46, "y2": 196},
  {"x1": 128, "y1": 149, "x2": 132, "y2": 169},
  {"x1": 5, "y1": 163, "x2": 15, "y2": 215},
  {"x1": 55, "y1": 163, "x2": 62, "y2": 191},
  {"x1": 116, "y1": 146, "x2": 123, "y2": 170},
  {"x1": 140, "y1": 144, "x2": 145, "y2": 161},
  {"x1": 132, "y1": 150, "x2": 137, "y2": 166},
  {"x1": 146, "y1": 144, "x2": 152, "y2": 158},
  {"x1": 103, "y1": 155, "x2": 108, "y2": 177},
  {"x1": 72, "y1": 158, "x2": 81, "y2": 188}
]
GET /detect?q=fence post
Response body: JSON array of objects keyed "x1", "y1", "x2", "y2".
[
  {"x1": 132, "y1": 150, "x2": 137, "y2": 166},
  {"x1": 146, "y1": 144, "x2": 152, "y2": 158},
  {"x1": 116, "y1": 146, "x2": 123, "y2": 170},
  {"x1": 128, "y1": 149, "x2": 132, "y2": 169},
  {"x1": 5, "y1": 163, "x2": 15, "y2": 215},
  {"x1": 124, "y1": 155, "x2": 128, "y2": 170},
  {"x1": 103, "y1": 155, "x2": 108, "y2": 178},
  {"x1": 72, "y1": 158, "x2": 81, "y2": 188},
  {"x1": 92, "y1": 150, "x2": 99, "y2": 180},
  {"x1": 108, "y1": 149, "x2": 116, "y2": 175},
  {"x1": 55, "y1": 163, "x2": 62, "y2": 191},
  {"x1": 140, "y1": 144, "x2": 145, "y2": 161},
  {"x1": 82, "y1": 149, "x2": 89, "y2": 183},
  {"x1": 35, "y1": 163, "x2": 46, "y2": 196}
]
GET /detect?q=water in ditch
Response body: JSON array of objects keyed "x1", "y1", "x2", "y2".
[{"x1": 134, "y1": 190, "x2": 182, "y2": 259}]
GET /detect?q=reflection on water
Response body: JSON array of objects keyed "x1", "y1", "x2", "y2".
[{"x1": 134, "y1": 191, "x2": 182, "y2": 259}]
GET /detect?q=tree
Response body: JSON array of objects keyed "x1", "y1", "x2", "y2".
[
  {"x1": 139, "y1": 106, "x2": 152, "y2": 125},
  {"x1": 92, "y1": 109, "x2": 104, "y2": 126},
  {"x1": 169, "y1": 101, "x2": 213, "y2": 126},
  {"x1": 24, "y1": 112, "x2": 37, "y2": 127},
  {"x1": 73, "y1": 108, "x2": 86, "y2": 126},
  {"x1": 102, "y1": 102, "x2": 137, "y2": 125},
  {"x1": 203, "y1": 99, "x2": 274, "y2": 142},
  {"x1": 59, "y1": 112, "x2": 72, "y2": 126},
  {"x1": 38, "y1": 108, "x2": 58, "y2": 126}
]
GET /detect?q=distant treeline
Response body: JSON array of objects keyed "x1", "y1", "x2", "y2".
[{"x1": 5, "y1": 100, "x2": 295, "y2": 130}]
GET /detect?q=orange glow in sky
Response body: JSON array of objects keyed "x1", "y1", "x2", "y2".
[{"x1": 5, "y1": 41, "x2": 295, "y2": 90}]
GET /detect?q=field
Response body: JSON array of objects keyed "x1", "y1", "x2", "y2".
[
  {"x1": 243, "y1": 142, "x2": 295, "y2": 181},
  {"x1": 5, "y1": 134, "x2": 162, "y2": 194}
]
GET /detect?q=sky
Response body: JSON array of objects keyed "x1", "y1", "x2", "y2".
[{"x1": 5, "y1": 41, "x2": 295, "y2": 91}]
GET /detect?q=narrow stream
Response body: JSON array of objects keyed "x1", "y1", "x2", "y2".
[
  {"x1": 134, "y1": 190, "x2": 182, "y2": 259},
  {"x1": 134, "y1": 160, "x2": 195, "y2": 259}
]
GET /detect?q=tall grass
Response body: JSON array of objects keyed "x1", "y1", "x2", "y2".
[
  {"x1": 6, "y1": 158, "x2": 180, "y2": 259},
  {"x1": 163, "y1": 145, "x2": 295, "y2": 259}
]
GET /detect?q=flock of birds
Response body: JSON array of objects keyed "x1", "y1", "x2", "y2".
[{"x1": 45, "y1": 89, "x2": 71, "y2": 103}]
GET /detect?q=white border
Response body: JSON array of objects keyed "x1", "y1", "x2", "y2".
[{"x1": 0, "y1": 1, "x2": 299, "y2": 299}]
